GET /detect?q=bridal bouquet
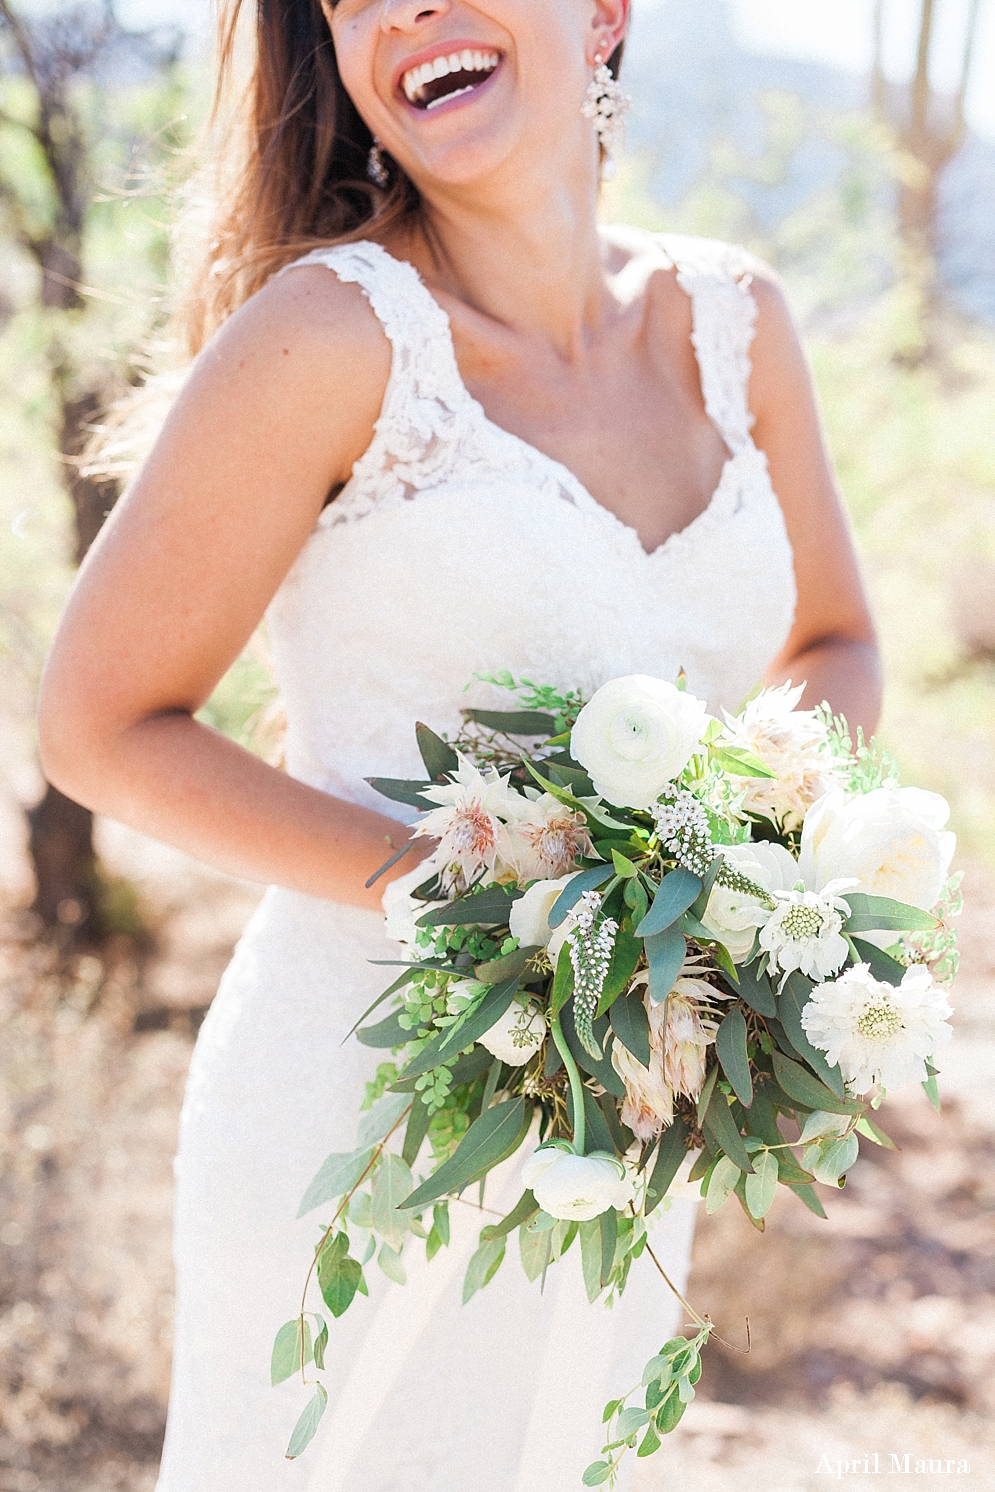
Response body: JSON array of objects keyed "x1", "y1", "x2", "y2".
[{"x1": 275, "y1": 673, "x2": 959, "y2": 1484}]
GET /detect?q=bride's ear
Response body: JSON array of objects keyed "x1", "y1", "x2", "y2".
[{"x1": 587, "y1": 0, "x2": 630, "y2": 63}]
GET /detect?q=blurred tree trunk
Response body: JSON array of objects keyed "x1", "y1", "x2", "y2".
[
  {"x1": 0, "y1": 0, "x2": 161, "y2": 941},
  {"x1": 873, "y1": 0, "x2": 983, "y2": 355}
]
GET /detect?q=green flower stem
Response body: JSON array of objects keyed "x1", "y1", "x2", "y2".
[{"x1": 550, "y1": 1010, "x2": 587, "y2": 1156}]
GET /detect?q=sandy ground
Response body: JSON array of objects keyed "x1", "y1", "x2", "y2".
[{"x1": 0, "y1": 813, "x2": 992, "y2": 1492}]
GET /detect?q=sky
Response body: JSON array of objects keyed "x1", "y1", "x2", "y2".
[{"x1": 727, "y1": 0, "x2": 995, "y2": 140}]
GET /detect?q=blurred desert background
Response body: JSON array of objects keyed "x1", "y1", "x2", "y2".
[{"x1": 1, "y1": 1, "x2": 994, "y2": 1488}]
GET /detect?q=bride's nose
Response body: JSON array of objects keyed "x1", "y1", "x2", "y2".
[{"x1": 378, "y1": 0, "x2": 453, "y2": 33}]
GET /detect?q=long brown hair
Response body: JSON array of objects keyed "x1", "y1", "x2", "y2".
[{"x1": 181, "y1": 0, "x2": 625, "y2": 356}]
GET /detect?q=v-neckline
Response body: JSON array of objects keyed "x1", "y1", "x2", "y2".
[{"x1": 372, "y1": 239, "x2": 747, "y2": 561}]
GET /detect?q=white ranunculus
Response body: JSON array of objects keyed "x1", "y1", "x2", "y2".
[
  {"x1": 700, "y1": 840, "x2": 800, "y2": 960},
  {"x1": 508, "y1": 872, "x2": 581, "y2": 951},
  {"x1": 799, "y1": 787, "x2": 956, "y2": 916},
  {"x1": 570, "y1": 675, "x2": 710, "y2": 810},
  {"x1": 800, "y1": 961, "x2": 953, "y2": 1094},
  {"x1": 521, "y1": 1148, "x2": 635, "y2": 1222},
  {"x1": 477, "y1": 998, "x2": 547, "y2": 1066}
]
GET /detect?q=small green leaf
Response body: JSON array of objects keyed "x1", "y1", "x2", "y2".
[
  {"x1": 285, "y1": 1384, "x2": 328, "y2": 1459},
  {"x1": 770, "y1": 1050, "x2": 864, "y2": 1116},
  {"x1": 612, "y1": 848, "x2": 638, "y2": 877},
  {"x1": 810, "y1": 1132, "x2": 859, "y2": 1184},
  {"x1": 734, "y1": 960, "x2": 778, "y2": 1017},
  {"x1": 638, "y1": 1422, "x2": 662, "y2": 1458},
  {"x1": 400, "y1": 1098, "x2": 529, "y2": 1210},
  {"x1": 582, "y1": 1461, "x2": 614, "y2": 1486},
  {"x1": 579, "y1": 1218, "x2": 604, "y2": 1303},
  {"x1": 843, "y1": 892, "x2": 939, "y2": 933},
  {"x1": 271, "y1": 1318, "x2": 312, "y2": 1385},
  {"x1": 922, "y1": 1071, "x2": 941, "y2": 1112},
  {"x1": 855, "y1": 1114, "x2": 899, "y2": 1149},
  {"x1": 789, "y1": 1182, "x2": 828, "y2": 1218},
  {"x1": 644, "y1": 1115, "x2": 690, "y2": 1216},
  {"x1": 744, "y1": 1149, "x2": 779, "y2": 1218},
  {"x1": 480, "y1": 1190, "x2": 538, "y2": 1241},
  {"x1": 617, "y1": 1406, "x2": 651, "y2": 1437},
  {"x1": 402, "y1": 1095, "x2": 432, "y2": 1167},
  {"x1": 377, "y1": 1241, "x2": 406, "y2": 1284},
  {"x1": 636, "y1": 867, "x2": 702, "y2": 937},
  {"x1": 297, "y1": 1147, "x2": 375, "y2": 1219},
  {"x1": 609, "y1": 988, "x2": 651, "y2": 1067},
  {"x1": 850, "y1": 936, "x2": 909, "y2": 986},
  {"x1": 416, "y1": 886, "x2": 523, "y2": 927},
  {"x1": 463, "y1": 708, "x2": 557, "y2": 735},
  {"x1": 462, "y1": 1236, "x2": 507, "y2": 1303},
  {"x1": 366, "y1": 777, "x2": 436, "y2": 810},
  {"x1": 705, "y1": 1155, "x2": 740, "y2": 1213},
  {"x1": 548, "y1": 864, "x2": 615, "y2": 928},
  {"x1": 356, "y1": 1010, "x2": 409, "y2": 1049},
  {"x1": 644, "y1": 926, "x2": 687, "y2": 1005},
  {"x1": 702, "y1": 1087, "x2": 754, "y2": 1173},
  {"x1": 710, "y1": 743, "x2": 777, "y2": 778},
  {"x1": 715, "y1": 1008, "x2": 753, "y2": 1106},
  {"x1": 799, "y1": 1109, "x2": 850, "y2": 1144},
  {"x1": 433, "y1": 1201, "x2": 451, "y2": 1247},
  {"x1": 312, "y1": 1317, "x2": 328, "y2": 1371},
  {"x1": 599, "y1": 1206, "x2": 618, "y2": 1288},
  {"x1": 415, "y1": 722, "x2": 459, "y2": 780},
  {"x1": 356, "y1": 1092, "x2": 412, "y2": 1149},
  {"x1": 599, "y1": 920, "x2": 644, "y2": 1008},
  {"x1": 371, "y1": 1151, "x2": 413, "y2": 1249},
  {"x1": 519, "y1": 1219, "x2": 551, "y2": 1282},
  {"x1": 655, "y1": 1383, "x2": 688, "y2": 1434},
  {"x1": 317, "y1": 1233, "x2": 363, "y2": 1318},
  {"x1": 603, "y1": 1398, "x2": 621, "y2": 1423}
]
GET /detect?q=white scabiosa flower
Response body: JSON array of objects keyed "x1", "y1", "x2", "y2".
[
  {"x1": 700, "y1": 840, "x2": 799, "y2": 961},
  {"x1": 759, "y1": 882, "x2": 856, "y2": 985},
  {"x1": 571, "y1": 675, "x2": 710, "y2": 810},
  {"x1": 477, "y1": 998, "x2": 547, "y2": 1066},
  {"x1": 800, "y1": 962, "x2": 953, "y2": 1094},
  {"x1": 504, "y1": 792, "x2": 593, "y2": 882},
  {"x1": 412, "y1": 755, "x2": 522, "y2": 892},
  {"x1": 521, "y1": 1148, "x2": 635, "y2": 1221},
  {"x1": 724, "y1": 683, "x2": 843, "y2": 831}
]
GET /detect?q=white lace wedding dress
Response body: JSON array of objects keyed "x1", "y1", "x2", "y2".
[{"x1": 155, "y1": 233, "x2": 796, "y2": 1492}]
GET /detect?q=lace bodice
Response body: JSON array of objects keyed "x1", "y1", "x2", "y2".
[{"x1": 267, "y1": 233, "x2": 797, "y2": 821}]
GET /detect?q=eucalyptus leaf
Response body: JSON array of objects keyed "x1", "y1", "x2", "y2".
[
  {"x1": 398, "y1": 976, "x2": 521, "y2": 1079},
  {"x1": 366, "y1": 776, "x2": 436, "y2": 810},
  {"x1": 733, "y1": 960, "x2": 777, "y2": 1017},
  {"x1": 415, "y1": 722, "x2": 459, "y2": 780},
  {"x1": 702, "y1": 1087, "x2": 754, "y2": 1173},
  {"x1": 770, "y1": 1050, "x2": 864, "y2": 1116},
  {"x1": 849, "y1": 936, "x2": 909, "y2": 987},
  {"x1": 285, "y1": 1384, "x2": 328, "y2": 1460},
  {"x1": 356, "y1": 1091, "x2": 412, "y2": 1150},
  {"x1": 462, "y1": 1237, "x2": 507, "y2": 1303},
  {"x1": 582, "y1": 1462, "x2": 614, "y2": 1487},
  {"x1": 400, "y1": 1098, "x2": 529, "y2": 1210},
  {"x1": 705, "y1": 1155, "x2": 740, "y2": 1213},
  {"x1": 356, "y1": 1011, "x2": 409, "y2": 1049},
  {"x1": 843, "y1": 891, "x2": 938, "y2": 933},
  {"x1": 811, "y1": 1132, "x2": 859, "y2": 1184},
  {"x1": 715, "y1": 1008, "x2": 753, "y2": 1106},
  {"x1": 609, "y1": 989, "x2": 651, "y2": 1067},
  {"x1": 519, "y1": 1219, "x2": 551, "y2": 1282},
  {"x1": 377, "y1": 1242, "x2": 406, "y2": 1284},
  {"x1": 464, "y1": 708, "x2": 557, "y2": 735},
  {"x1": 645, "y1": 1114, "x2": 691, "y2": 1216},
  {"x1": 644, "y1": 926, "x2": 687, "y2": 1004},
  {"x1": 480, "y1": 1190, "x2": 538, "y2": 1242},
  {"x1": 371, "y1": 1151, "x2": 414, "y2": 1249},
  {"x1": 778, "y1": 974, "x2": 846, "y2": 1097},
  {"x1": 298, "y1": 1147, "x2": 375, "y2": 1219},
  {"x1": 317, "y1": 1233, "x2": 363, "y2": 1318},
  {"x1": 416, "y1": 886, "x2": 522, "y2": 927},
  {"x1": 579, "y1": 1218, "x2": 604, "y2": 1303},
  {"x1": 271, "y1": 1318, "x2": 312, "y2": 1386},
  {"x1": 635, "y1": 867, "x2": 702, "y2": 937},
  {"x1": 744, "y1": 1150, "x2": 779, "y2": 1218},
  {"x1": 402, "y1": 1094, "x2": 432, "y2": 1167},
  {"x1": 548, "y1": 863, "x2": 615, "y2": 928},
  {"x1": 560, "y1": 1003, "x2": 626, "y2": 1096}
]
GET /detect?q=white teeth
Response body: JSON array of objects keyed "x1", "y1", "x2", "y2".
[
  {"x1": 401, "y1": 50, "x2": 500, "y2": 106},
  {"x1": 426, "y1": 85, "x2": 474, "y2": 110}
]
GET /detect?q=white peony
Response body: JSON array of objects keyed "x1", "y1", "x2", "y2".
[
  {"x1": 700, "y1": 840, "x2": 800, "y2": 960},
  {"x1": 477, "y1": 998, "x2": 547, "y2": 1066},
  {"x1": 412, "y1": 755, "x2": 523, "y2": 892},
  {"x1": 504, "y1": 792, "x2": 593, "y2": 883},
  {"x1": 508, "y1": 872, "x2": 581, "y2": 951},
  {"x1": 571, "y1": 675, "x2": 710, "y2": 810},
  {"x1": 521, "y1": 1148, "x2": 635, "y2": 1221},
  {"x1": 759, "y1": 881, "x2": 856, "y2": 986},
  {"x1": 724, "y1": 683, "x2": 842, "y2": 830},
  {"x1": 800, "y1": 962, "x2": 953, "y2": 1094},
  {"x1": 799, "y1": 787, "x2": 956, "y2": 915}
]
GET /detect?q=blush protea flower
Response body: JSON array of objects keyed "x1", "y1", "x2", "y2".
[
  {"x1": 412, "y1": 755, "x2": 521, "y2": 892},
  {"x1": 611, "y1": 973, "x2": 723, "y2": 1139},
  {"x1": 724, "y1": 683, "x2": 843, "y2": 831},
  {"x1": 800, "y1": 962, "x2": 953, "y2": 1093},
  {"x1": 505, "y1": 791, "x2": 593, "y2": 883}
]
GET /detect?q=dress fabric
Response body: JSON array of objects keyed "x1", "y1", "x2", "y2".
[{"x1": 155, "y1": 233, "x2": 797, "y2": 1492}]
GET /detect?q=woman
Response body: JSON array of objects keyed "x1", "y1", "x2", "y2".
[{"x1": 38, "y1": 0, "x2": 881, "y2": 1487}]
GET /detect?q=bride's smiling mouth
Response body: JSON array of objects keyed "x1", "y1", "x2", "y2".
[{"x1": 398, "y1": 46, "x2": 503, "y2": 112}]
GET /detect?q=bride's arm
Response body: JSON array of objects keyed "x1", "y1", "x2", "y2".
[
  {"x1": 38, "y1": 267, "x2": 430, "y2": 911},
  {"x1": 746, "y1": 267, "x2": 882, "y2": 735}
]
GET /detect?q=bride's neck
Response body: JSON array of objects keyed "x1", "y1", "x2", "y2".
[{"x1": 394, "y1": 163, "x2": 614, "y2": 362}]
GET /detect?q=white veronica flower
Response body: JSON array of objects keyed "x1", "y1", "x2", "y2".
[
  {"x1": 700, "y1": 840, "x2": 799, "y2": 960},
  {"x1": 508, "y1": 872, "x2": 581, "y2": 950},
  {"x1": 799, "y1": 787, "x2": 956, "y2": 916},
  {"x1": 504, "y1": 791, "x2": 593, "y2": 882},
  {"x1": 521, "y1": 1148, "x2": 635, "y2": 1221},
  {"x1": 759, "y1": 881, "x2": 856, "y2": 985},
  {"x1": 412, "y1": 755, "x2": 522, "y2": 892},
  {"x1": 571, "y1": 675, "x2": 710, "y2": 810},
  {"x1": 800, "y1": 962, "x2": 953, "y2": 1094},
  {"x1": 724, "y1": 682, "x2": 842, "y2": 830},
  {"x1": 477, "y1": 998, "x2": 547, "y2": 1066}
]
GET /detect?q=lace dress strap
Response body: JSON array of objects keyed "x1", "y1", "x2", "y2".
[
  {"x1": 278, "y1": 240, "x2": 473, "y2": 521},
  {"x1": 657, "y1": 234, "x2": 758, "y2": 456}
]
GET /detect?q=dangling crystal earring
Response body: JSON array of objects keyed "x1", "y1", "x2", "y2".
[
  {"x1": 367, "y1": 140, "x2": 390, "y2": 188},
  {"x1": 580, "y1": 51, "x2": 630, "y2": 180}
]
